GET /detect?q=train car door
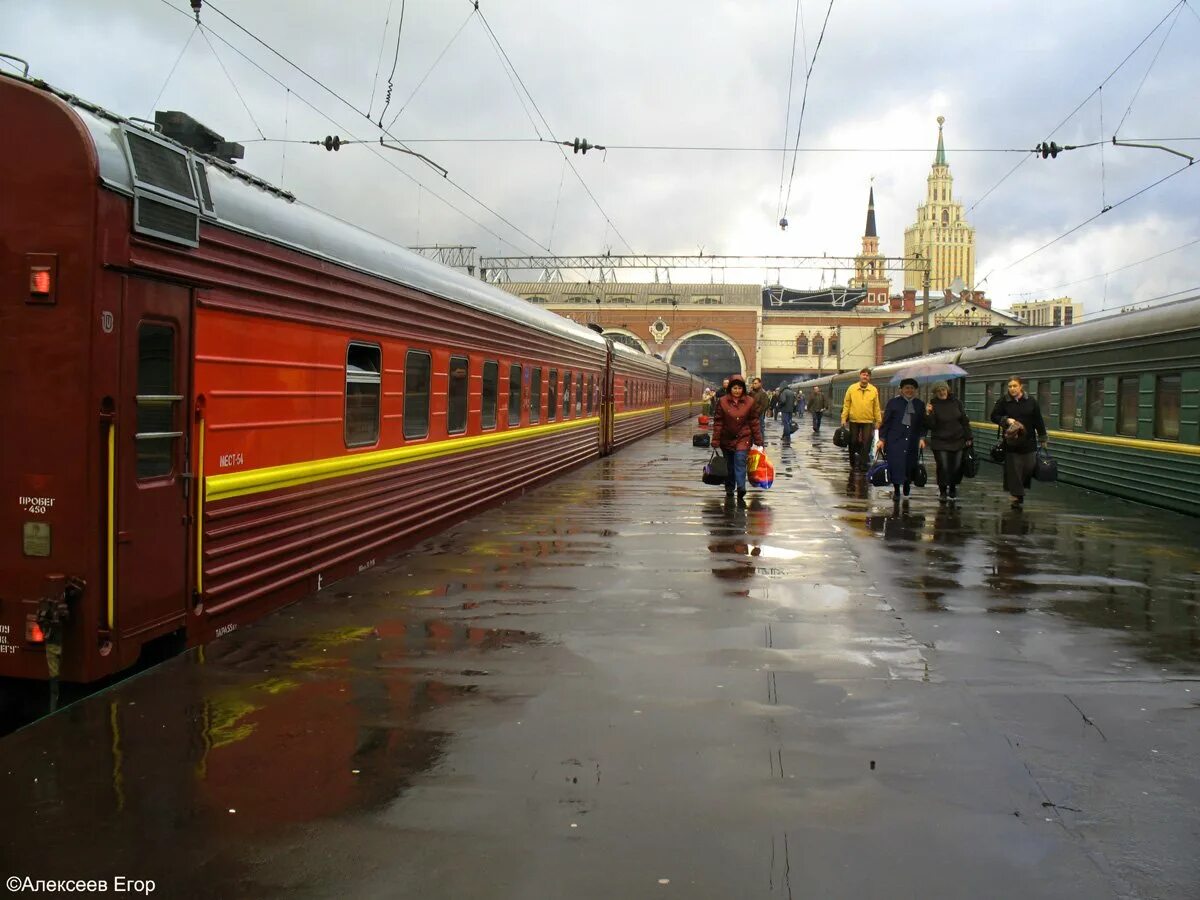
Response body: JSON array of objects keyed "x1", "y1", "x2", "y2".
[
  {"x1": 600, "y1": 344, "x2": 615, "y2": 456},
  {"x1": 115, "y1": 276, "x2": 191, "y2": 639}
]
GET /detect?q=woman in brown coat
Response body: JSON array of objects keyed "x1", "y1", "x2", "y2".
[{"x1": 712, "y1": 373, "x2": 764, "y2": 502}]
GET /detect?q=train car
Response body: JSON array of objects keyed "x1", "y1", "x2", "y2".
[
  {"x1": 0, "y1": 73, "x2": 703, "y2": 684},
  {"x1": 789, "y1": 298, "x2": 1200, "y2": 515},
  {"x1": 957, "y1": 297, "x2": 1200, "y2": 514}
]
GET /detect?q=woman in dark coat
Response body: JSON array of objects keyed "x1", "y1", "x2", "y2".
[
  {"x1": 712, "y1": 373, "x2": 764, "y2": 502},
  {"x1": 925, "y1": 381, "x2": 973, "y2": 501},
  {"x1": 989, "y1": 375, "x2": 1048, "y2": 509},
  {"x1": 877, "y1": 377, "x2": 927, "y2": 500}
]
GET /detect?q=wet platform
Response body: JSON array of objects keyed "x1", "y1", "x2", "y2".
[{"x1": 2, "y1": 421, "x2": 1198, "y2": 899}]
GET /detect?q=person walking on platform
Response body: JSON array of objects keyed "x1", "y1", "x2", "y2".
[
  {"x1": 749, "y1": 376, "x2": 770, "y2": 442},
  {"x1": 807, "y1": 385, "x2": 828, "y2": 433},
  {"x1": 990, "y1": 375, "x2": 1048, "y2": 509},
  {"x1": 776, "y1": 384, "x2": 798, "y2": 444},
  {"x1": 841, "y1": 368, "x2": 881, "y2": 471},
  {"x1": 926, "y1": 381, "x2": 973, "y2": 502},
  {"x1": 712, "y1": 373, "x2": 763, "y2": 503},
  {"x1": 711, "y1": 378, "x2": 730, "y2": 417},
  {"x1": 877, "y1": 377, "x2": 927, "y2": 500}
]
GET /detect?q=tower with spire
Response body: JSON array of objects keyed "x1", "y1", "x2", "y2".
[
  {"x1": 850, "y1": 182, "x2": 890, "y2": 304},
  {"x1": 903, "y1": 116, "x2": 976, "y2": 292}
]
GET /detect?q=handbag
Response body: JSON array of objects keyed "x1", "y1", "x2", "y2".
[
  {"x1": 962, "y1": 445, "x2": 978, "y2": 479},
  {"x1": 692, "y1": 432, "x2": 711, "y2": 448},
  {"x1": 989, "y1": 425, "x2": 1006, "y2": 464},
  {"x1": 1034, "y1": 446, "x2": 1058, "y2": 482},
  {"x1": 788, "y1": 420, "x2": 799, "y2": 434},
  {"x1": 832, "y1": 426, "x2": 850, "y2": 448},
  {"x1": 912, "y1": 450, "x2": 928, "y2": 488},
  {"x1": 702, "y1": 450, "x2": 729, "y2": 485},
  {"x1": 867, "y1": 452, "x2": 891, "y2": 487}
]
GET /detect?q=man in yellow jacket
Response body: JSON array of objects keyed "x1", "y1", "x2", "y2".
[{"x1": 841, "y1": 367, "x2": 882, "y2": 471}]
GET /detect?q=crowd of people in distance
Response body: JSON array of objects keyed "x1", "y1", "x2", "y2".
[{"x1": 703, "y1": 368, "x2": 1049, "y2": 511}]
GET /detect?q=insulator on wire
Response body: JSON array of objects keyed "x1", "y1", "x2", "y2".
[{"x1": 323, "y1": 135, "x2": 341, "y2": 152}]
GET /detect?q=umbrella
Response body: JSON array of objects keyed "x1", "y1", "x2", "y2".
[{"x1": 889, "y1": 362, "x2": 968, "y2": 385}]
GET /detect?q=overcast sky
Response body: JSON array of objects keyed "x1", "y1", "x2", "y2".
[{"x1": 4, "y1": 0, "x2": 1199, "y2": 316}]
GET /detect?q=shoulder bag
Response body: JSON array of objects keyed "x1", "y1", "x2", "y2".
[{"x1": 989, "y1": 425, "x2": 1006, "y2": 464}]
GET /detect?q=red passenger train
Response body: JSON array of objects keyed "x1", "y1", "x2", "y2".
[{"x1": 0, "y1": 74, "x2": 706, "y2": 683}]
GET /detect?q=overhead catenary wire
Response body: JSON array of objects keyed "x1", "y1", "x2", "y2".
[
  {"x1": 148, "y1": 22, "x2": 199, "y2": 119},
  {"x1": 151, "y1": 0, "x2": 556, "y2": 259},
  {"x1": 1011, "y1": 235, "x2": 1200, "y2": 296},
  {"x1": 470, "y1": 1, "x2": 637, "y2": 255},
  {"x1": 375, "y1": 0, "x2": 407, "y2": 127},
  {"x1": 776, "y1": 0, "x2": 804, "y2": 220},
  {"x1": 969, "y1": 0, "x2": 1188, "y2": 216},
  {"x1": 780, "y1": 0, "x2": 837, "y2": 222},
  {"x1": 383, "y1": 7, "x2": 477, "y2": 132},
  {"x1": 1114, "y1": 2, "x2": 1184, "y2": 135},
  {"x1": 366, "y1": 0, "x2": 396, "y2": 119},
  {"x1": 198, "y1": 27, "x2": 265, "y2": 139}
]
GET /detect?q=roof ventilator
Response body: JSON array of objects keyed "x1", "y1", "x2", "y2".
[{"x1": 121, "y1": 125, "x2": 200, "y2": 247}]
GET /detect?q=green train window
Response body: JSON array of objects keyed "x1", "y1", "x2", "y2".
[
  {"x1": 1060, "y1": 380, "x2": 1077, "y2": 430},
  {"x1": 508, "y1": 364, "x2": 522, "y2": 427},
  {"x1": 1116, "y1": 377, "x2": 1139, "y2": 437},
  {"x1": 1086, "y1": 378, "x2": 1104, "y2": 433},
  {"x1": 562, "y1": 371, "x2": 572, "y2": 419},
  {"x1": 529, "y1": 367, "x2": 542, "y2": 424},
  {"x1": 482, "y1": 361, "x2": 498, "y2": 430},
  {"x1": 985, "y1": 382, "x2": 994, "y2": 418},
  {"x1": 403, "y1": 350, "x2": 431, "y2": 440},
  {"x1": 1037, "y1": 381, "x2": 1051, "y2": 420},
  {"x1": 345, "y1": 342, "x2": 382, "y2": 448},
  {"x1": 548, "y1": 369, "x2": 558, "y2": 422},
  {"x1": 1155, "y1": 375, "x2": 1181, "y2": 441},
  {"x1": 448, "y1": 356, "x2": 469, "y2": 435}
]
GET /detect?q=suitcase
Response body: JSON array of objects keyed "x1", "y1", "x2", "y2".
[{"x1": 692, "y1": 432, "x2": 711, "y2": 447}]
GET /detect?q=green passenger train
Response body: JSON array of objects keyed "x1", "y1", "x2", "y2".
[{"x1": 790, "y1": 296, "x2": 1200, "y2": 515}]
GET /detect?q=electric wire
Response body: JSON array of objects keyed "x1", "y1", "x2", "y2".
[
  {"x1": 376, "y1": 0, "x2": 407, "y2": 127},
  {"x1": 781, "y1": 0, "x2": 836, "y2": 221},
  {"x1": 969, "y1": 0, "x2": 1186, "y2": 216},
  {"x1": 776, "y1": 0, "x2": 803, "y2": 220},
  {"x1": 978, "y1": 160, "x2": 1197, "y2": 284},
  {"x1": 151, "y1": 0, "x2": 552, "y2": 257},
  {"x1": 367, "y1": 0, "x2": 396, "y2": 118},
  {"x1": 471, "y1": 2, "x2": 638, "y2": 255},
  {"x1": 1114, "y1": 2, "x2": 1183, "y2": 135},
  {"x1": 1013, "y1": 235, "x2": 1200, "y2": 296},
  {"x1": 148, "y1": 23, "x2": 199, "y2": 119},
  {"x1": 199, "y1": 27, "x2": 265, "y2": 139},
  {"x1": 383, "y1": 7, "x2": 477, "y2": 132}
]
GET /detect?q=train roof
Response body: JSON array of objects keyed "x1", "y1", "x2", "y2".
[
  {"x1": 14, "y1": 74, "x2": 608, "y2": 353},
  {"x1": 957, "y1": 295, "x2": 1200, "y2": 365}
]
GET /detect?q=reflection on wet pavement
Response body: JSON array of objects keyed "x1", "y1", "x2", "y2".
[{"x1": 1, "y1": 424, "x2": 1197, "y2": 898}]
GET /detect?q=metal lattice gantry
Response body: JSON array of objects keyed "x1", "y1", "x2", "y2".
[
  {"x1": 477, "y1": 253, "x2": 930, "y2": 284},
  {"x1": 408, "y1": 245, "x2": 478, "y2": 275}
]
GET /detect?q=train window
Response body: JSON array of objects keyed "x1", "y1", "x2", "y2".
[
  {"x1": 985, "y1": 382, "x2": 994, "y2": 417},
  {"x1": 529, "y1": 367, "x2": 541, "y2": 423},
  {"x1": 1060, "y1": 380, "x2": 1077, "y2": 429},
  {"x1": 1037, "y1": 381, "x2": 1051, "y2": 419},
  {"x1": 1086, "y1": 378, "x2": 1104, "y2": 433},
  {"x1": 1155, "y1": 375, "x2": 1181, "y2": 440},
  {"x1": 1117, "y1": 377, "x2": 1139, "y2": 437},
  {"x1": 575, "y1": 372, "x2": 583, "y2": 415},
  {"x1": 345, "y1": 342, "x2": 382, "y2": 447},
  {"x1": 136, "y1": 322, "x2": 179, "y2": 478},
  {"x1": 448, "y1": 356, "x2": 469, "y2": 435},
  {"x1": 403, "y1": 350, "x2": 431, "y2": 440},
  {"x1": 508, "y1": 364, "x2": 522, "y2": 426},
  {"x1": 586, "y1": 374, "x2": 594, "y2": 413},
  {"x1": 482, "y1": 361, "x2": 498, "y2": 430},
  {"x1": 548, "y1": 370, "x2": 558, "y2": 421},
  {"x1": 562, "y1": 371, "x2": 572, "y2": 419}
]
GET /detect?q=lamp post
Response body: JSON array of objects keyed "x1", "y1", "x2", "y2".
[{"x1": 919, "y1": 254, "x2": 932, "y2": 356}]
